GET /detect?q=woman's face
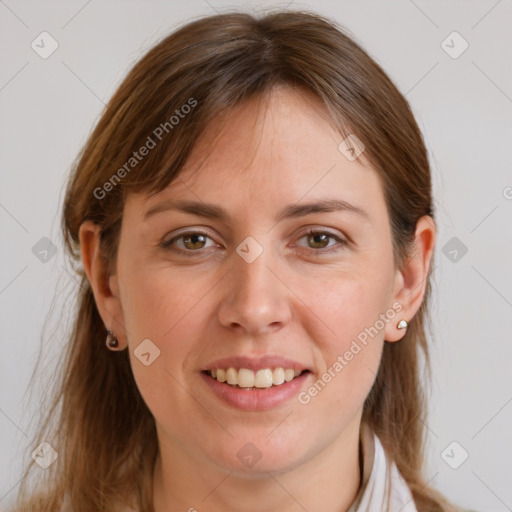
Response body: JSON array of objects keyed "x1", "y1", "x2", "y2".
[{"x1": 111, "y1": 86, "x2": 411, "y2": 474}]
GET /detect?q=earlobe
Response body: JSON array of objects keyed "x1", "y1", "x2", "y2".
[{"x1": 384, "y1": 215, "x2": 436, "y2": 343}]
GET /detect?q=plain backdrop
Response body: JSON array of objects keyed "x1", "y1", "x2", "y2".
[{"x1": 1, "y1": 1, "x2": 511, "y2": 510}]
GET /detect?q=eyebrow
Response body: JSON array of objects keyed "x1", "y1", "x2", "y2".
[{"x1": 143, "y1": 198, "x2": 369, "y2": 223}]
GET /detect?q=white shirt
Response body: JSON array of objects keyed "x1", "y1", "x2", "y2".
[{"x1": 347, "y1": 424, "x2": 418, "y2": 512}]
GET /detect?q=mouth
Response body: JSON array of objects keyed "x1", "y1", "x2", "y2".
[
  {"x1": 201, "y1": 367, "x2": 312, "y2": 390},
  {"x1": 200, "y1": 367, "x2": 313, "y2": 410}
]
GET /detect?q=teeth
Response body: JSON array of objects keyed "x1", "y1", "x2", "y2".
[
  {"x1": 254, "y1": 369, "x2": 273, "y2": 388},
  {"x1": 226, "y1": 367, "x2": 237, "y2": 385},
  {"x1": 273, "y1": 367, "x2": 285, "y2": 385},
  {"x1": 238, "y1": 368, "x2": 255, "y2": 387},
  {"x1": 208, "y1": 367, "x2": 305, "y2": 388}
]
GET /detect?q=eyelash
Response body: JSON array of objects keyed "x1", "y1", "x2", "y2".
[{"x1": 160, "y1": 229, "x2": 347, "y2": 257}]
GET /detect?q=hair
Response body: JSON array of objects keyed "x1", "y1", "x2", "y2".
[{"x1": 13, "y1": 9, "x2": 462, "y2": 512}]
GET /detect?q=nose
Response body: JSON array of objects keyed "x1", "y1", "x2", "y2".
[{"x1": 217, "y1": 244, "x2": 292, "y2": 336}]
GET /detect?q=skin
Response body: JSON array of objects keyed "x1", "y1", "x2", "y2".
[{"x1": 80, "y1": 85, "x2": 435, "y2": 512}]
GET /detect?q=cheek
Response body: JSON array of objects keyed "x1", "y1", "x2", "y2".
[
  {"x1": 308, "y1": 269, "x2": 391, "y2": 349},
  {"x1": 121, "y1": 267, "x2": 212, "y2": 408},
  {"x1": 117, "y1": 267, "x2": 181, "y2": 399},
  {"x1": 120, "y1": 263, "x2": 195, "y2": 340},
  {"x1": 300, "y1": 272, "x2": 389, "y2": 410}
]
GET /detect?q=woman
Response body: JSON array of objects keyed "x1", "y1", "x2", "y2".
[{"x1": 14, "y1": 9, "x2": 466, "y2": 512}]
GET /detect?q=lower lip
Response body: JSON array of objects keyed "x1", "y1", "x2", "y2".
[{"x1": 200, "y1": 371, "x2": 312, "y2": 411}]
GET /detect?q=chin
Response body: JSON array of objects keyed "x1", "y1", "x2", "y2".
[{"x1": 206, "y1": 434, "x2": 308, "y2": 475}]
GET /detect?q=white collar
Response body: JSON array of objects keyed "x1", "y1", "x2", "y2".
[{"x1": 347, "y1": 425, "x2": 418, "y2": 512}]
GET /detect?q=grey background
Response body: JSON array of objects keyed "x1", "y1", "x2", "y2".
[{"x1": 1, "y1": 0, "x2": 511, "y2": 510}]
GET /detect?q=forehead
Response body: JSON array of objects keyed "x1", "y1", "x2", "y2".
[
  {"x1": 177, "y1": 86, "x2": 357, "y2": 182},
  {"x1": 128, "y1": 86, "x2": 385, "y2": 224}
]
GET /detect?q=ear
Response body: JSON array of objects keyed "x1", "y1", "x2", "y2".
[
  {"x1": 79, "y1": 220, "x2": 127, "y2": 348},
  {"x1": 384, "y1": 215, "x2": 436, "y2": 342}
]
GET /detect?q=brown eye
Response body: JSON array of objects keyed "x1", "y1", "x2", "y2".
[
  {"x1": 161, "y1": 231, "x2": 214, "y2": 255},
  {"x1": 306, "y1": 232, "x2": 330, "y2": 249},
  {"x1": 181, "y1": 233, "x2": 208, "y2": 250},
  {"x1": 297, "y1": 230, "x2": 347, "y2": 253}
]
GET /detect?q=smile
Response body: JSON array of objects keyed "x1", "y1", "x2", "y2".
[
  {"x1": 200, "y1": 368, "x2": 313, "y2": 411},
  {"x1": 206, "y1": 367, "x2": 309, "y2": 389}
]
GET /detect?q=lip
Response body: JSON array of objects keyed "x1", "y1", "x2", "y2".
[
  {"x1": 201, "y1": 355, "x2": 310, "y2": 372},
  {"x1": 200, "y1": 370, "x2": 312, "y2": 411}
]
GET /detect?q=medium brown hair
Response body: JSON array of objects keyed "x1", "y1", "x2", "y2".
[{"x1": 14, "y1": 10, "x2": 460, "y2": 512}]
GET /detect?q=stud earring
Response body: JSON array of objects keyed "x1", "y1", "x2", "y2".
[
  {"x1": 396, "y1": 319, "x2": 408, "y2": 330},
  {"x1": 106, "y1": 329, "x2": 122, "y2": 350}
]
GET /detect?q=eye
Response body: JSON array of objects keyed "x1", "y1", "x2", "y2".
[
  {"x1": 160, "y1": 228, "x2": 347, "y2": 257},
  {"x1": 295, "y1": 229, "x2": 347, "y2": 253},
  {"x1": 161, "y1": 230, "x2": 216, "y2": 255}
]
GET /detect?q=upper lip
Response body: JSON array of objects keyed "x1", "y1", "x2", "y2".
[{"x1": 201, "y1": 355, "x2": 311, "y2": 372}]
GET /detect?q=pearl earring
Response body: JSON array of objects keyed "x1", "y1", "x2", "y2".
[
  {"x1": 106, "y1": 329, "x2": 122, "y2": 350},
  {"x1": 396, "y1": 319, "x2": 408, "y2": 330}
]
